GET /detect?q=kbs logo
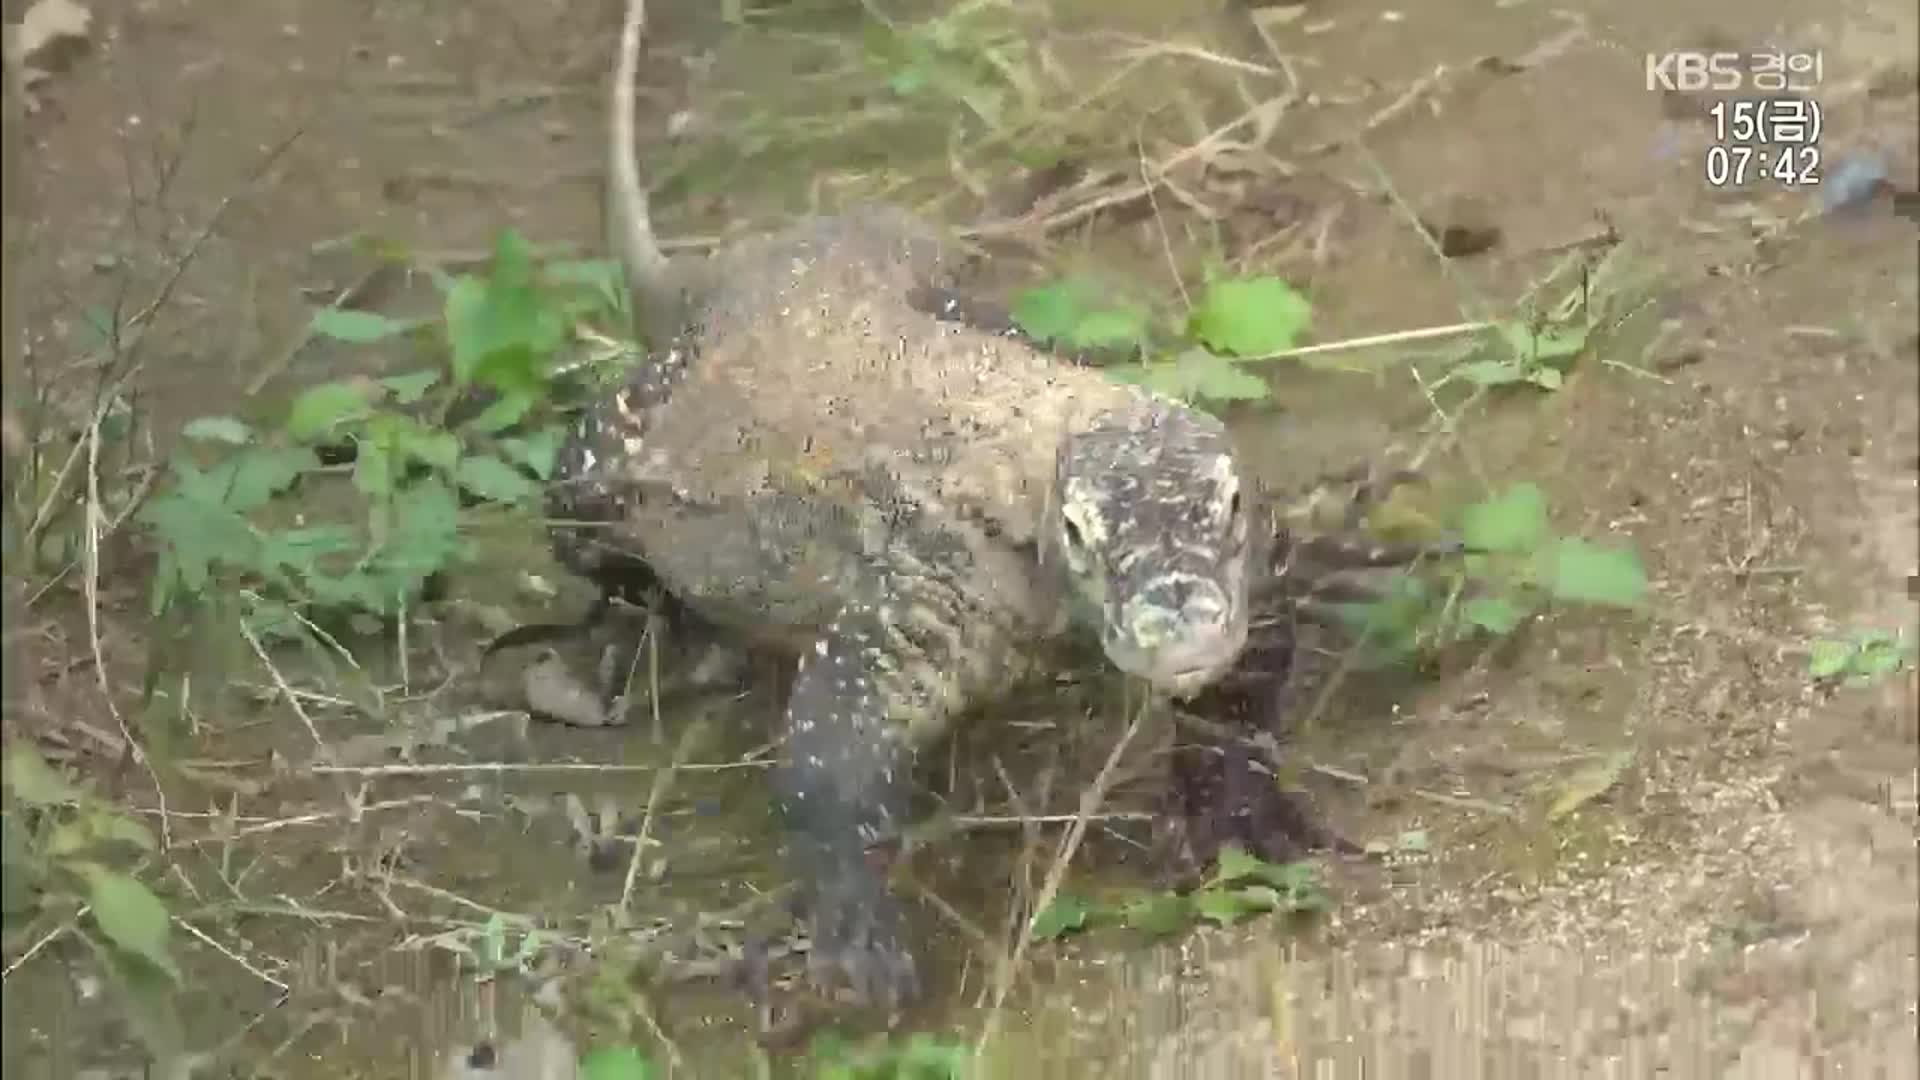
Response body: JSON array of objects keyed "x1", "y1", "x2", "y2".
[{"x1": 1645, "y1": 51, "x2": 1743, "y2": 92}]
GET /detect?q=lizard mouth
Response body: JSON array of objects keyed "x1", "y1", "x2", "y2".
[
  {"x1": 1103, "y1": 612, "x2": 1248, "y2": 698},
  {"x1": 1101, "y1": 571, "x2": 1248, "y2": 696}
]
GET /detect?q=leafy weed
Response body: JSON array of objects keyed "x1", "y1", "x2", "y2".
[
  {"x1": 1010, "y1": 272, "x2": 1312, "y2": 408},
  {"x1": 1029, "y1": 845, "x2": 1328, "y2": 944},
  {"x1": 1434, "y1": 318, "x2": 1589, "y2": 392},
  {"x1": 1808, "y1": 630, "x2": 1915, "y2": 687},
  {"x1": 806, "y1": 1030, "x2": 973, "y2": 1080},
  {"x1": 3, "y1": 745, "x2": 184, "y2": 1057},
  {"x1": 1428, "y1": 241, "x2": 1660, "y2": 395},
  {"x1": 137, "y1": 230, "x2": 624, "y2": 640},
  {"x1": 579, "y1": 1044, "x2": 658, "y2": 1080},
  {"x1": 1329, "y1": 481, "x2": 1649, "y2": 666},
  {"x1": 865, "y1": 4, "x2": 1042, "y2": 138},
  {"x1": 416, "y1": 911, "x2": 553, "y2": 982}
]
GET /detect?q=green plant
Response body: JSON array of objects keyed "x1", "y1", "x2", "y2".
[
  {"x1": 1010, "y1": 276, "x2": 1154, "y2": 354},
  {"x1": 1030, "y1": 845, "x2": 1329, "y2": 944},
  {"x1": 865, "y1": 3, "x2": 1044, "y2": 138},
  {"x1": 3, "y1": 745, "x2": 184, "y2": 1055},
  {"x1": 137, "y1": 231, "x2": 627, "y2": 639},
  {"x1": 1428, "y1": 240, "x2": 1661, "y2": 394},
  {"x1": 1010, "y1": 272, "x2": 1313, "y2": 407},
  {"x1": 1433, "y1": 317, "x2": 1588, "y2": 392},
  {"x1": 417, "y1": 912, "x2": 554, "y2": 982},
  {"x1": 1809, "y1": 630, "x2": 1915, "y2": 687},
  {"x1": 580, "y1": 1044, "x2": 658, "y2": 1080},
  {"x1": 806, "y1": 1031, "x2": 973, "y2": 1080},
  {"x1": 1330, "y1": 481, "x2": 1649, "y2": 666}
]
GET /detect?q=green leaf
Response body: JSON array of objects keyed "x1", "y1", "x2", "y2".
[
  {"x1": 46, "y1": 809, "x2": 157, "y2": 858},
  {"x1": 380, "y1": 369, "x2": 441, "y2": 405},
  {"x1": 1067, "y1": 306, "x2": 1150, "y2": 352},
  {"x1": 1463, "y1": 594, "x2": 1528, "y2": 635},
  {"x1": 1328, "y1": 575, "x2": 1432, "y2": 656},
  {"x1": 462, "y1": 390, "x2": 538, "y2": 435},
  {"x1": 1807, "y1": 638, "x2": 1855, "y2": 680},
  {"x1": 285, "y1": 381, "x2": 373, "y2": 442},
  {"x1": 492, "y1": 229, "x2": 535, "y2": 291},
  {"x1": 471, "y1": 344, "x2": 549, "y2": 397},
  {"x1": 1809, "y1": 632, "x2": 1916, "y2": 684},
  {"x1": 1029, "y1": 894, "x2": 1091, "y2": 941},
  {"x1": 223, "y1": 447, "x2": 314, "y2": 511},
  {"x1": 402, "y1": 428, "x2": 462, "y2": 473},
  {"x1": 1276, "y1": 875, "x2": 1330, "y2": 913},
  {"x1": 5, "y1": 746, "x2": 83, "y2": 806},
  {"x1": 897, "y1": 1035, "x2": 972, "y2": 1074},
  {"x1": 77, "y1": 864, "x2": 179, "y2": 980},
  {"x1": 306, "y1": 571, "x2": 397, "y2": 618},
  {"x1": 146, "y1": 556, "x2": 176, "y2": 615},
  {"x1": 1452, "y1": 359, "x2": 1528, "y2": 387},
  {"x1": 47, "y1": 820, "x2": 92, "y2": 858},
  {"x1": 543, "y1": 258, "x2": 624, "y2": 292},
  {"x1": 180, "y1": 416, "x2": 254, "y2": 446},
  {"x1": 454, "y1": 456, "x2": 537, "y2": 504},
  {"x1": 579, "y1": 1045, "x2": 656, "y2": 1080},
  {"x1": 444, "y1": 231, "x2": 568, "y2": 391},
  {"x1": 355, "y1": 415, "x2": 459, "y2": 495},
  {"x1": 1460, "y1": 483, "x2": 1549, "y2": 555},
  {"x1": 309, "y1": 308, "x2": 419, "y2": 345},
  {"x1": 1119, "y1": 891, "x2": 1191, "y2": 937},
  {"x1": 442, "y1": 275, "x2": 490, "y2": 382},
  {"x1": 1010, "y1": 279, "x2": 1096, "y2": 345},
  {"x1": 398, "y1": 476, "x2": 463, "y2": 544},
  {"x1": 1501, "y1": 320, "x2": 1587, "y2": 367},
  {"x1": 1541, "y1": 538, "x2": 1648, "y2": 608},
  {"x1": 1191, "y1": 887, "x2": 1271, "y2": 927},
  {"x1": 1849, "y1": 633, "x2": 1914, "y2": 680},
  {"x1": 888, "y1": 64, "x2": 930, "y2": 97},
  {"x1": 500, "y1": 426, "x2": 566, "y2": 480},
  {"x1": 1213, "y1": 846, "x2": 1324, "y2": 907},
  {"x1": 374, "y1": 414, "x2": 460, "y2": 472},
  {"x1": 1259, "y1": 860, "x2": 1322, "y2": 896},
  {"x1": 258, "y1": 526, "x2": 359, "y2": 577},
  {"x1": 1237, "y1": 884, "x2": 1288, "y2": 911},
  {"x1": 1213, "y1": 844, "x2": 1265, "y2": 885},
  {"x1": 3, "y1": 816, "x2": 44, "y2": 912},
  {"x1": 371, "y1": 476, "x2": 466, "y2": 596},
  {"x1": 138, "y1": 482, "x2": 263, "y2": 606},
  {"x1": 1107, "y1": 349, "x2": 1270, "y2": 404},
  {"x1": 87, "y1": 810, "x2": 157, "y2": 853},
  {"x1": 353, "y1": 438, "x2": 397, "y2": 497},
  {"x1": 1187, "y1": 276, "x2": 1312, "y2": 357}
]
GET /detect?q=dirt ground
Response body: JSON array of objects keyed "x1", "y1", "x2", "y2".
[{"x1": 3, "y1": 0, "x2": 1916, "y2": 1077}]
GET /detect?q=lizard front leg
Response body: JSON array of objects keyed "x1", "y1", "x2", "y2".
[{"x1": 775, "y1": 600, "x2": 923, "y2": 1010}]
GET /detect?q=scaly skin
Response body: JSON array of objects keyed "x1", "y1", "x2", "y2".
[
  {"x1": 555, "y1": 0, "x2": 1397, "y2": 1009},
  {"x1": 553, "y1": 214, "x2": 1257, "y2": 1005}
]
